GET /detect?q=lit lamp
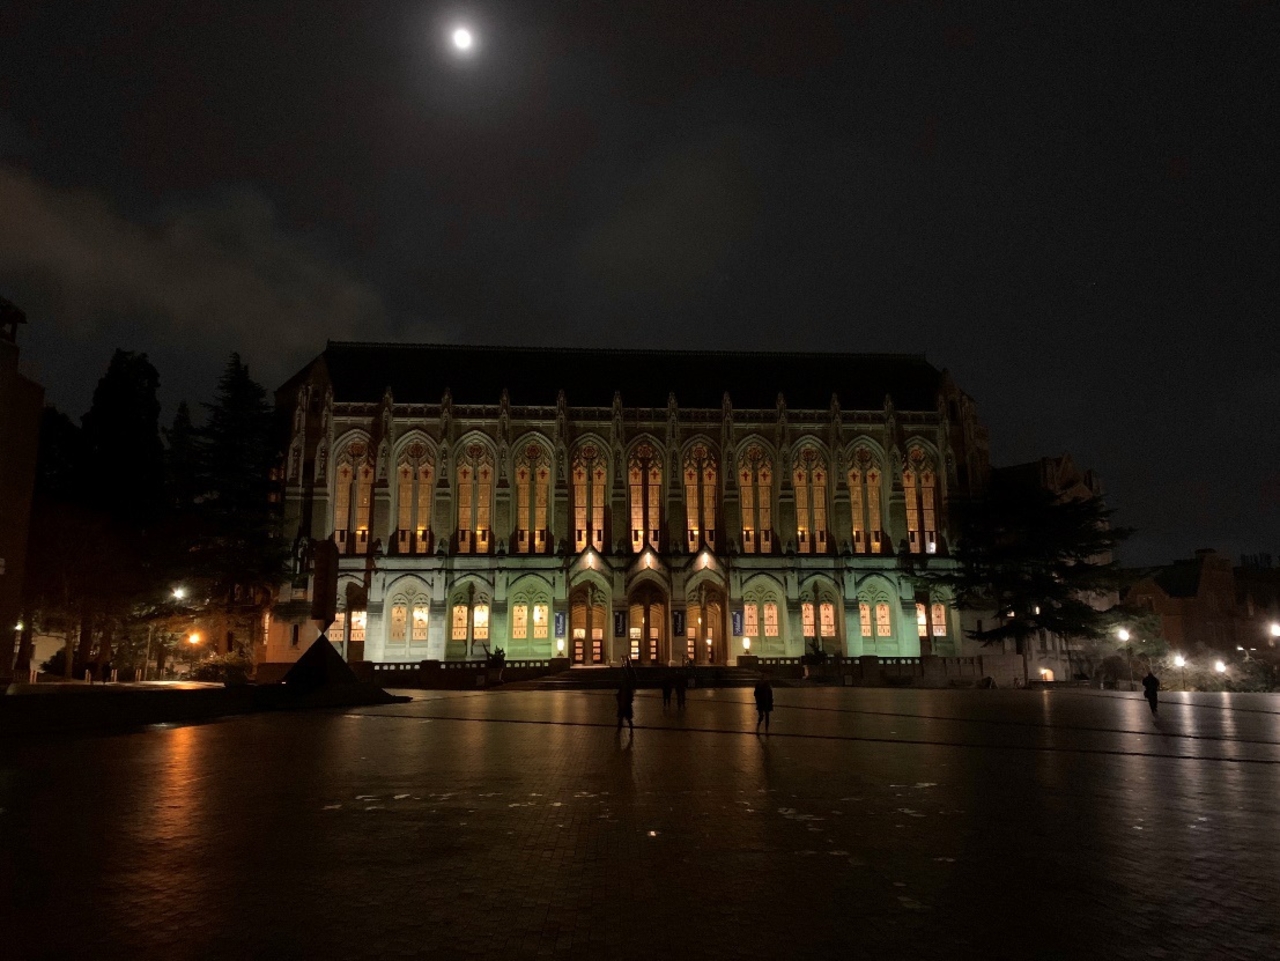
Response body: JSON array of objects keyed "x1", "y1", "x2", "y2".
[
  {"x1": 1117, "y1": 628, "x2": 1131, "y2": 642},
  {"x1": 1214, "y1": 660, "x2": 1227, "y2": 674},
  {"x1": 1173, "y1": 654, "x2": 1185, "y2": 668},
  {"x1": 1270, "y1": 622, "x2": 1280, "y2": 641},
  {"x1": 188, "y1": 632, "x2": 200, "y2": 645},
  {"x1": 172, "y1": 587, "x2": 187, "y2": 601},
  {"x1": 743, "y1": 636, "x2": 751, "y2": 653},
  {"x1": 556, "y1": 638, "x2": 565, "y2": 654}
]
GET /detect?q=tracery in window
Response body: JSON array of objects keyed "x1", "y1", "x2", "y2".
[
  {"x1": 332, "y1": 439, "x2": 374, "y2": 554},
  {"x1": 628, "y1": 443, "x2": 663, "y2": 552},
  {"x1": 456, "y1": 444, "x2": 494, "y2": 554},
  {"x1": 875, "y1": 602, "x2": 892, "y2": 637},
  {"x1": 904, "y1": 446, "x2": 938, "y2": 555},
  {"x1": 739, "y1": 444, "x2": 773, "y2": 554},
  {"x1": 792, "y1": 445, "x2": 829, "y2": 554},
  {"x1": 684, "y1": 442, "x2": 717, "y2": 552},
  {"x1": 931, "y1": 602, "x2": 948, "y2": 637},
  {"x1": 515, "y1": 442, "x2": 552, "y2": 554},
  {"x1": 396, "y1": 441, "x2": 433, "y2": 555},
  {"x1": 572, "y1": 443, "x2": 608, "y2": 553},
  {"x1": 848, "y1": 446, "x2": 884, "y2": 554},
  {"x1": 743, "y1": 586, "x2": 783, "y2": 652},
  {"x1": 859, "y1": 602, "x2": 872, "y2": 638}
]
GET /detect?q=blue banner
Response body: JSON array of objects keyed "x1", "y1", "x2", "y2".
[
  {"x1": 731, "y1": 610, "x2": 744, "y2": 637},
  {"x1": 614, "y1": 611, "x2": 626, "y2": 638},
  {"x1": 554, "y1": 611, "x2": 567, "y2": 639}
]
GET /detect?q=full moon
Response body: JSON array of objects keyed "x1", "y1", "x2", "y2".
[{"x1": 452, "y1": 27, "x2": 474, "y2": 51}]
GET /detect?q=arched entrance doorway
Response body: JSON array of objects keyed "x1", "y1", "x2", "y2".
[
  {"x1": 627, "y1": 585, "x2": 668, "y2": 666},
  {"x1": 685, "y1": 585, "x2": 726, "y2": 665},
  {"x1": 569, "y1": 583, "x2": 608, "y2": 665}
]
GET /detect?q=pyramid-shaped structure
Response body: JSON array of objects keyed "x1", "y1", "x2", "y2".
[{"x1": 281, "y1": 635, "x2": 359, "y2": 690}]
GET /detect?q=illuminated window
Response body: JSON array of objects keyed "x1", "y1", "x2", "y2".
[
  {"x1": 349, "y1": 610, "x2": 367, "y2": 643},
  {"x1": 739, "y1": 444, "x2": 773, "y2": 554},
  {"x1": 628, "y1": 443, "x2": 662, "y2": 552},
  {"x1": 848, "y1": 447, "x2": 884, "y2": 554},
  {"x1": 802, "y1": 602, "x2": 816, "y2": 638},
  {"x1": 917, "y1": 603, "x2": 928, "y2": 638},
  {"x1": 743, "y1": 604, "x2": 759, "y2": 638},
  {"x1": 820, "y1": 602, "x2": 836, "y2": 638},
  {"x1": 512, "y1": 604, "x2": 529, "y2": 640},
  {"x1": 573, "y1": 444, "x2": 607, "y2": 553},
  {"x1": 875, "y1": 602, "x2": 892, "y2": 637},
  {"x1": 931, "y1": 602, "x2": 948, "y2": 637},
  {"x1": 684, "y1": 443, "x2": 718, "y2": 552},
  {"x1": 395, "y1": 441, "x2": 433, "y2": 554},
  {"x1": 452, "y1": 604, "x2": 468, "y2": 641},
  {"x1": 473, "y1": 604, "x2": 489, "y2": 642},
  {"x1": 859, "y1": 602, "x2": 872, "y2": 638},
  {"x1": 515, "y1": 442, "x2": 551, "y2": 555},
  {"x1": 412, "y1": 605, "x2": 429, "y2": 641},
  {"x1": 764, "y1": 603, "x2": 779, "y2": 638},
  {"x1": 456, "y1": 444, "x2": 494, "y2": 554},
  {"x1": 904, "y1": 447, "x2": 938, "y2": 555},
  {"x1": 330, "y1": 615, "x2": 345, "y2": 646},
  {"x1": 533, "y1": 603, "x2": 549, "y2": 639},
  {"x1": 390, "y1": 604, "x2": 408, "y2": 643},
  {"x1": 792, "y1": 446, "x2": 828, "y2": 554},
  {"x1": 332, "y1": 439, "x2": 374, "y2": 554}
]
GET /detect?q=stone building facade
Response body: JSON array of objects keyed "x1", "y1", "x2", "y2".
[{"x1": 264, "y1": 343, "x2": 991, "y2": 668}]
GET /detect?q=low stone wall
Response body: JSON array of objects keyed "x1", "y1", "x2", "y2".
[
  {"x1": 358, "y1": 657, "x2": 571, "y2": 690},
  {"x1": 755, "y1": 653, "x2": 1026, "y2": 688}
]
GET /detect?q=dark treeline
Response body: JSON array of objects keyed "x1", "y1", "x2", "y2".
[{"x1": 17, "y1": 351, "x2": 284, "y2": 680}]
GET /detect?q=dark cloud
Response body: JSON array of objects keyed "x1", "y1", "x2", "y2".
[{"x1": 0, "y1": 165, "x2": 444, "y2": 412}]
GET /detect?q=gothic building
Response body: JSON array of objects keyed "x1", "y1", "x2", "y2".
[{"x1": 263, "y1": 343, "x2": 991, "y2": 668}]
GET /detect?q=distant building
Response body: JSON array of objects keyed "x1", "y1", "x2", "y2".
[
  {"x1": 1127, "y1": 549, "x2": 1280, "y2": 655},
  {"x1": 264, "y1": 342, "x2": 993, "y2": 668},
  {"x1": 0, "y1": 297, "x2": 44, "y2": 674}
]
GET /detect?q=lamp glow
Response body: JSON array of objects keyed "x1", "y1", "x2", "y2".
[
  {"x1": 188, "y1": 632, "x2": 201, "y2": 645},
  {"x1": 1117, "y1": 628, "x2": 1131, "y2": 642},
  {"x1": 743, "y1": 636, "x2": 751, "y2": 652},
  {"x1": 1270, "y1": 622, "x2": 1280, "y2": 639},
  {"x1": 172, "y1": 587, "x2": 187, "y2": 600},
  {"x1": 452, "y1": 27, "x2": 473, "y2": 51},
  {"x1": 1173, "y1": 654, "x2": 1186, "y2": 668},
  {"x1": 1214, "y1": 660, "x2": 1226, "y2": 673}
]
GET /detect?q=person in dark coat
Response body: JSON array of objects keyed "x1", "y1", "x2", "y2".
[
  {"x1": 616, "y1": 680, "x2": 635, "y2": 732},
  {"x1": 753, "y1": 678, "x2": 774, "y2": 732},
  {"x1": 1142, "y1": 670, "x2": 1160, "y2": 715},
  {"x1": 674, "y1": 673, "x2": 687, "y2": 710},
  {"x1": 661, "y1": 675, "x2": 673, "y2": 709}
]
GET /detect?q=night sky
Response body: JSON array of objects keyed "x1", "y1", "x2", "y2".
[{"x1": 2, "y1": 1, "x2": 1277, "y2": 565}]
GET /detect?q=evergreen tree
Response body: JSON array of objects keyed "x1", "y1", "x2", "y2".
[
  {"x1": 918, "y1": 478, "x2": 1135, "y2": 651},
  {"x1": 81, "y1": 349, "x2": 165, "y2": 526},
  {"x1": 164, "y1": 401, "x2": 201, "y2": 513},
  {"x1": 194, "y1": 354, "x2": 285, "y2": 650}
]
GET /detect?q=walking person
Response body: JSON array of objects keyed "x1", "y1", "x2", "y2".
[
  {"x1": 616, "y1": 678, "x2": 635, "y2": 733},
  {"x1": 753, "y1": 677, "x2": 774, "y2": 733},
  {"x1": 674, "y1": 672, "x2": 687, "y2": 710},
  {"x1": 1142, "y1": 669, "x2": 1160, "y2": 716},
  {"x1": 661, "y1": 675, "x2": 673, "y2": 710}
]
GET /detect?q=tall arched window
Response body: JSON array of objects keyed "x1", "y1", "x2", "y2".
[
  {"x1": 456, "y1": 443, "x2": 494, "y2": 554},
  {"x1": 684, "y1": 442, "x2": 717, "y2": 552},
  {"x1": 743, "y1": 585, "x2": 783, "y2": 655},
  {"x1": 800, "y1": 585, "x2": 840, "y2": 652},
  {"x1": 509, "y1": 585, "x2": 552, "y2": 657},
  {"x1": 739, "y1": 444, "x2": 773, "y2": 554},
  {"x1": 628, "y1": 443, "x2": 663, "y2": 552},
  {"x1": 395, "y1": 441, "x2": 434, "y2": 555},
  {"x1": 333, "y1": 439, "x2": 374, "y2": 554},
  {"x1": 858, "y1": 593, "x2": 896, "y2": 650},
  {"x1": 792, "y1": 445, "x2": 829, "y2": 554},
  {"x1": 848, "y1": 446, "x2": 884, "y2": 554},
  {"x1": 448, "y1": 588, "x2": 490, "y2": 658},
  {"x1": 572, "y1": 443, "x2": 608, "y2": 553},
  {"x1": 514, "y1": 442, "x2": 552, "y2": 554},
  {"x1": 903, "y1": 446, "x2": 938, "y2": 554},
  {"x1": 387, "y1": 587, "x2": 431, "y2": 654}
]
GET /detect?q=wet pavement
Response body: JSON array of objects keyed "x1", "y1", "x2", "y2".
[{"x1": 2, "y1": 687, "x2": 1278, "y2": 960}]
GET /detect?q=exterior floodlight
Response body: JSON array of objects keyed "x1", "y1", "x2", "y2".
[
  {"x1": 452, "y1": 27, "x2": 473, "y2": 51},
  {"x1": 1214, "y1": 660, "x2": 1226, "y2": 674}
]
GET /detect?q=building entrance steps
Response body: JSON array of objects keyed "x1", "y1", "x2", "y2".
[{"x1": 534, "y1": 665, "x2": 764, "y2": 690}]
